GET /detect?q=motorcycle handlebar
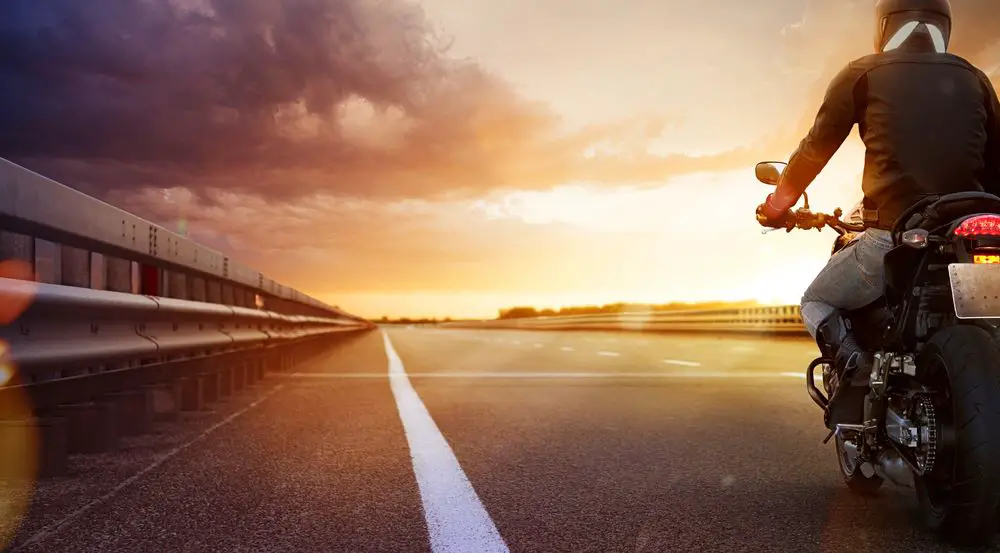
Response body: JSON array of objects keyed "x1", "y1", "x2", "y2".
[{"x1": 763, "y1": 207, "x2": 867, "y2": 234}]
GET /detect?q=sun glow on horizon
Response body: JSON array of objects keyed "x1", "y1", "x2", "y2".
[{"x1": 321, "y1": 141, "x2": 865, "y2": 319}]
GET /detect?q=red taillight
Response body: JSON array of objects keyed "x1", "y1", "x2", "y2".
[{"x1": 953, "y1": 215, "x2": 1000, "y2": 237}]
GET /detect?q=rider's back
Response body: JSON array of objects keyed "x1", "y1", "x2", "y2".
[{"x1": 850, "y1": 49, "x2": 997, "y2": 226}]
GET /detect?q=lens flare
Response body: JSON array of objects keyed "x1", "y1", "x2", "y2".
[
  {"x1": 0, "y1": 342, "x2": 12, "y2": 387},
  {"x1": 0, "y1": 260, "x2": 38, "y2": 325},
  {"x1": 0, "y1": 340, "x2": 37, "y2": 551}
]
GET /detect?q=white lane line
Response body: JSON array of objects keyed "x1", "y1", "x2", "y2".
[
  {"x1": 533, "y1": 343, "x2": 544, "y2": 348},
  {"x1": 781, "y1": 372, "x2": 821, "y2": 379},
  {"x1": 597, "y1": 351, "x2": 620, "y2": 357},
  {"x1": 663, "y1": 359, "x2": 701, "y2": 367},
  {"x1": 511, "y1": 340, "x2": 521, "y2": 345},
  {"x1": 10, "y1": 385, "x2": 286, "y2": 552},
  {"x1": 382, "y1": 332, "x2": 509, "y2": 553},
  {"x1": 560, "y1": 346, "x2": 575, "y2": 352},
  {"x1": 281, "y1": 371, "x2": 809, "y2": 380}
]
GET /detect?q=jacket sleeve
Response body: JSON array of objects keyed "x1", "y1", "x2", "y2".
[
  {"x1": 766, "y1": 62, "x2": 864, "y2": 214},
  {"x1": 981, "y1": 72, "x2": 1000, "y2": 195}
]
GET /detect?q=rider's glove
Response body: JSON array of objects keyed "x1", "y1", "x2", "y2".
[{"x1": 756, "y1": 194, "x2": 793, "y2": 229}]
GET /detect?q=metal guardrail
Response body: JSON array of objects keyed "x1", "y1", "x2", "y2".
[
  {"x1": 0, "y1": 279, "x2": 370, "y2": 478},
  {"x1": 439, "y1": 305, "x2": 809, "y2": 336},
  {"x1": 0, "y1": 157, "x2": 368, "y2": 322},
  {"x1": 1, "y1": 277, "x2": 364, "y2": 378},
  {"x1": 0, "y1": 159, "x2": 375, "y2": 478}
]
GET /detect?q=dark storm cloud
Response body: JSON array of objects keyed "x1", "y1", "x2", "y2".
[
  {"x1": 0, "y1": 0, "x2": 560, "y2": 199},
  {"x1": 3, "y1": 0, "x2": 998, "y2": 203}
]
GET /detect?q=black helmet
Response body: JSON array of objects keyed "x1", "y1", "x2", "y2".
[{"x1": 875, "y1": 0, "x2": 952, "y2": 52}]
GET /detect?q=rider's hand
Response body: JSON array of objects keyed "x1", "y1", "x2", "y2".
[{"x1": 756, "y1": 195, "x2": 793, "y2": 229}]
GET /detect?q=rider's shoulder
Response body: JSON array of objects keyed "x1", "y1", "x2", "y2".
[
  {"x1": 823, "y1": 56, "x2": 879, "y2": 87},
  {"x1": 848, "y1": 51, "x2": 982, "y2": 73}
]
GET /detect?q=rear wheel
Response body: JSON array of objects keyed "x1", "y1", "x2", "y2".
[{"x1": 914, "y1": 325, "x2": 1000, "y2": 547}]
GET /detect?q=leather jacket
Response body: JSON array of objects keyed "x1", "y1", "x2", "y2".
[{"x1": 772, "y1": 39, "x2": 1000, "y2": 230}]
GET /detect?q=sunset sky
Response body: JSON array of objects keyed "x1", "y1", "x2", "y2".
[{"x1": 1, "y1": 0, "x2": 999, "y2": 318}]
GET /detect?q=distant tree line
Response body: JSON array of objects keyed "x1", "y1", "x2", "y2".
[
  {"x1": 496, "y1": 301, "x2": 758, "y2": 320},
  {"x1": 373, "y1": 300, "x2": 759, "y2": 324},
  {"x1": 376, "y1": 316, "x2": 452, "y2": 325}
]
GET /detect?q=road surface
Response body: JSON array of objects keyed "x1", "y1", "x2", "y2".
[{"x1": 1, "y1": 328, "x2": 988, "y2": 552}]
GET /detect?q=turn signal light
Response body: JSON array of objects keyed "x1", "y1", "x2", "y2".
[
  {"x1": 953, "y1": 215, "x2": 1000, "y2": 237},
  {"x1": 901, "y1": 229, "x2": 929, "y2": 248}
]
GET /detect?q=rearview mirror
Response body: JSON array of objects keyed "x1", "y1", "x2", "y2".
[{"x1": 755, "y1": 161, "x2": 787, "y2": 186}]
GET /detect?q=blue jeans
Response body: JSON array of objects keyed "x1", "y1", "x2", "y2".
[{"x1": 800, "y1": 229, "x2": 895, "y2": 339}]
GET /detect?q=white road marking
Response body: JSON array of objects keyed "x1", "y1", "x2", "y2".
[
  {"x1": 560, "y1": 346, "x2": 575, "y2": 352},
  {"x1": 663, "y1": 359, "x2": 701, "y2": 367},
  {"x1": 382, "y1": 332, "x2": 509, "y2": 553},
  {"x1": 781, "y1": 372, "x2": 821, "y2": 379},
  {"x1": 10, "y1": 385, "x2": 286, "y2": 552},
  {"x1": 598, "y1": 351, "x2": 620, "y2": 357},
  {"x1": 534, "y1": 343, "x2": 544, "y2": 348},
  {"x1": 281, "y1": 371, "x2": 809, "y2": 380},
  {"x1": 511, "y1": 340, "x2": 521, "y2": 345}
]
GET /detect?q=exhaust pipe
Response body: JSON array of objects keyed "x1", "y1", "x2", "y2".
[{"x1": 872, "y1": 449, "x2": 914, "y2": 488}]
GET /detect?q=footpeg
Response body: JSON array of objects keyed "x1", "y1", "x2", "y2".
[{"x1": 823, "y1": 423, "x2": 866, "y2": 445}]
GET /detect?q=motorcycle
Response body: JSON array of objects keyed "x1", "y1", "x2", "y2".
[{"x1": 755, "y1": 160, "x2": 1000, "y2": 546}]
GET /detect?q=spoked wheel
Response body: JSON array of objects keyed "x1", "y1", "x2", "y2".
[
  {"x1": 914, "y1": 325, "x2": 1000, "y2": 547},
  {"x1": 835, "y1": 431, "x2": 883, "y2": 496}
]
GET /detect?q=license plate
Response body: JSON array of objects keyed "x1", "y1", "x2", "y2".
[
  {"x1": 975, "y1": 253, "x2": 1000, "y2": 264},
  {"x1": 949, "y1": 263, "x2": 1000, "y2": 318}
]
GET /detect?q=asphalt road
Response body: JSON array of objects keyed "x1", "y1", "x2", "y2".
[{"x1": 0, "y1": 328, "x2": 990, "y2": 552}]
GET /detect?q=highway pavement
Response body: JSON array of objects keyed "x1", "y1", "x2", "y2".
[{"x1": 0, "y1": 327, "x2": 991, "y2": 552}]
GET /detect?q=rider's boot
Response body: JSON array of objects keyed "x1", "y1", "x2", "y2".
[{"x1": 817, "y1": 311, "x2": 872, "y2": 430}]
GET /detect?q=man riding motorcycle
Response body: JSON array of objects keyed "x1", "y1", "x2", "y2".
[{"x1": 756, "y1": 0, "x2": 1000, "y2": 427}]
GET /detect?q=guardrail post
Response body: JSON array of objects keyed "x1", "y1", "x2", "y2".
[
  {"x1": 221, "y1": 283, "x2": 234, "y2": 306},
  {"x1": 48, "y1": 402, "x2": 118, "y2": 454},
  {"x1": 105, "y1": 256, "x2": 132, "y2": 293},
  {"x1": 190, "y1": 277, "x2": 206, "y2": 302},
  {"x1": 0, "y1": 418, "x2": 68, "y2": 478},
  {"x1": 201, "y1": 372, "x2": 220, "y2": 402},
  {"x1": 232, "y1": 361, "x2": 246, "y2": 391},
  {"x1": 256, "y1": 357, "x2": 266, "y2": 380},
  {"x1": 0, "y1": 231, "x2": 33, "y2": 275},
  {"x1": 146, "y1": 382, "x2": 182, "y2": 422},
  {"x1": 102, "y1": 389, "x2": 154, "y2": 436},
  {"x1": 180, "y1": 377, "x2": 205, "y2": 411},
  {"x1": 206, "y1": 280, "x2": 222, "y2": 304},
  {"x1": 218, "y1": 366, "x2": 233, "y2": 398},
  {"x1": 34, "y1": 239, "x2": 62, "y2": 284},
  {"x1": 165, "y1": 270, "x2": 187, "y2": 300},
  {"x1": 245, "y1": 360, "x2": 258, "y2": 386},
  {"x1": 60, "y1": 245, "x2": 91, "y2": 288}
]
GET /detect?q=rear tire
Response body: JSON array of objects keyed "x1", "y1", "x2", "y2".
[{"x1": 914, "y1": 325, "x2": 1000, "y2": 547}]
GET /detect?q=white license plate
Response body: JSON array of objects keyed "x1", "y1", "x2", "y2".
[{"x1": 949, "y1": 263, "x2": 1000, "y2": 319}]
